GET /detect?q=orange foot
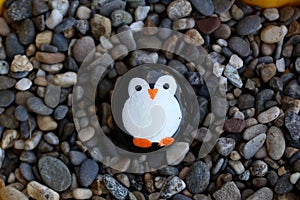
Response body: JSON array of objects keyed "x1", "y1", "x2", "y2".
[
  {"x1": 158, "y1": 137, "x2": 175, "y2": 147},
  {"x1": 133, "y1": 138, "x2": 152, "y2": 148}
]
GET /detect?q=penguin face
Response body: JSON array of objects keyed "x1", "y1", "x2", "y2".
[{"x1": 128, "y1": 75, "x2": 177, "y2": 100}]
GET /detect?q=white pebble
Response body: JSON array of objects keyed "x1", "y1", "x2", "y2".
[
  {"x1": 276, "y1": 58, "x2": 285, "y2": 72},
  {"x1": 212, "y1": 44, "x2": 222, "y2": 53},
  {"x1": 263, "y1": 8, "x2": 279, "y2": 21},
  {"x1": 53, "y1": 72, "x2": 77, "y2": 87},
  {"x1": 49, "y1": 0, "x2": 69, "y2": 16},
  {"x1": 15, "y1": 78, "x2": 32, "y2": 91},
  {"x1": 27, "y1": 181, "x2": 59, "y2": 200},
  {"x1": 290, "y1": 172, "x2": 300, "y2": 184},
  {"x1": 217, "y1": 38, "x2": 228, "y2": 47},
  {"x1": 135, "y1": 6, "x2": 150, "y2": 21},
  {"x1": 72, "y1": 188, "x2": 93, "y2": 200},
  {"x1": 229, "y1": 54, "x2": 243, "y2": 69},
  {"x1": 46, "y1": 9, "x2": 63, "y2": 29},
  {"x1": 213, "y1": 62, "x2": 225, "y2": 77}
]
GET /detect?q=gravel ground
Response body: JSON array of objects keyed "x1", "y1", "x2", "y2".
[{"x1": 0, "y1": 0, "x2": 300, "y2": 199}]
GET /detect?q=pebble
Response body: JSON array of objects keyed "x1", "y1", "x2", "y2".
[
  {"x1": 27, "y1": 97, "x2": 53, "y2": 115},
  {"x1": 11, "y1": 55, "x2": 33, "y2": 72},
  {"x1": 20, "y1": 162, "x2": 35, "y2": 181},
  {"x1": 190, "y1": 0, "x2": 213, "y2": 16},
  {"x1": 213, "y1": 0, "x2": 235, "y2": 14},
  {"x1": 243, "y1": 124, "x2": 268, "y2": 140},
  {"x1": 285, "y1": 111, "x2": 300, "y2": 141},
  {"x1": 261, "y1": 25, "x2": 286, "y2": 44},
  {"x1": 76, "y1": 6, "x2": 92, "y2": 20},
  {"x1": 44, "y1": 84, "x2": 61, "y2": 108},
  {"x1": 224, "y1": 64, "x2": 243, "y2": 88},
  {"x1": 257, "y1": 106, "x2": 280, "y2": 124},
  {"x1": 236, "y1": 15, "x2": 261, "y2": 36},
  {"x1": 266, "y1": 126, "x2": 285, "y2": 160},
  {"x1": 37, "y1": 115, "x2": 57, "y2": 131},
  {"x1": 32, "y1": 0, "x2": 49, "y2": 16},
  {"x1": 49, "y1": 0, "x2": 69, "y2": 16},
  {"x1": 0, "y1": 18, "x2": 10, "y2": 36},
  {"x1": 213, "y1": 181, "x2": 241, "y2": 200},
  {"x1": 1, "y1": 129, "x2": 19, "y2": 149},
  {"x1": 69, "y1": 151, "x2": 87, "y2": 166},
  {"x1": 172, "y1": 18, "x2": 195, "y2": 30},
  {"x1": 0, "y1": 187, "x2": 28, "y2": 200},
  {"x1": 43, "y1": 132, "x2": 59, "y2": 145},
  {"x1": 35, "y1": 30, "x2": 53, "y2": 49},
  {"x1": 7, "y1": 0, "x2": 32, "y2": 21},
  {"x1": 53, "y1": 105, "x2": 68, "y2": 120},
  {"x1": 111, "y1": 10, "x2": 133, "y2": 27},
  {"x1": 160, "y1": 176, "x2": 186, "y2": 198},
  {"x1": 228, "y1": 37, "x2": 250, "y2": 57},
  {"x1": 167, "y1": 0, "x2": 192, "y2": 20},
  {"x1": 53, "y1": 72, "x2": 77, "y2": 87},
  {"x1": 93, "y1": 0, "x2": 126, "y2": 16},
  {"x1": 135, "y1": 6, "x2": 150, "y2": 21},
  {"x1": 196, "y1": 17, "x2": 221, "y2": 34},
  {"x1": 260, "y1": 63, "x2": 277, "y2": 83},
  {"x1": 0, "y1": 61, "x2": 9, "y2": 75},
  {"x1": 285, "y1": 80, "x2": 300, "y2": 98},
  {"x1": 238, "y1": 94, "x2": 255, "y2": 110},
  {"x1": 5, "y1": 34, "x2": 25, "y2": 59},
  {"x1": 79, "y1": 159, "x2": 99, "y2": 187},
  {"x1": 214, "y1": 24, "x2": 231, "y2": 39},
  {"x1": 229, "y1": 160, "x2": 245, "y2": 175},
  {"x1": 289, "y1": 172, "x2": 300, "y2": 184},
  {"x1": 14, "y1": 105, "x2": 28, "y2": 122},
  {"x1": 274, "y1": 173, "x2": 293, "y2": 195},
  {"x1": 242, "y1": 133, "x2": 266, "y2": 159},
  {"x1": 72, "y1": 188, "x2": 93, "y2": 199},
  {"x1": 0, "y1": 76, "x2": 15, "y2": 89},
  {"x1": 246, "y1": 187, "x2": 273, "y2": 200},
  {"x1": 72, "y1": 36, "x2": 95, "y2": 63},
  {"x1": 18, "y1": 19, "x2": 35, "y2": 45},
  {"x1": 0, "y1": 90, "x2": 14, "y2": 107},
  {"x1": 215, "y1": 137, "x2": 235, "y2": 156},
  {"x1": 250, "y1": 160, "x2": 268, "y2": 177},
  {"x1": 46, "y1": 9, "x2": 63, "y2": 29},
  {"x1": 279, "y1": 6, "x2": 295, "y2": 22},
  {"x1": 224, "y1": 118, "x2": 246, "y2": 133},
  {"x1": 38, "y1": 156, "x2": 71, "y2": 192},
  {"x1": 90, "y1": 14, "x2": 111, "y2": 38},
  {"x1": 186, "y1": 161, "x2": 210, "y2": 193},
  {"x1": 263, "y1": 8, "x2": 279, "y2": 21},
  {"x1": 41, "y1": 63, "x2": 63, "y2": 73},
  {"x1": 27, "y1": 181, "x2": 59, "y2": 200},
  {"x1": 15, "y1": 78, "x2": 32, "y2": 91},
  {"x1": 103, "y1": 174, "x2": 129, "y2": 200},
  {"x1": 37, "y1": 49, "x2": 65, "y2": 63}
]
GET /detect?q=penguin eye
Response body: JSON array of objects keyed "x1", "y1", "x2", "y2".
[
  {"x1": 163, "y1": 83, "x2": 169, "y2": 90},
  {"x1": 135, "y1": 85, "x2": 142, "y2": 91}
]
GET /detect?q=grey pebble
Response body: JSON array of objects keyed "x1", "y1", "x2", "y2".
[
  {"x1": 0, "y1": 90, "x2": 14, "y2": 107},
  {"x1": 32, "y1": 0, "x2": 49, "y2": 16},
  {"x1": 7, "y1": 0, "x2": 32, "y2": 21},
  {"x1": 27, "y1": 97, "x2": 53, "y2": 115},
  {"x1": 0, "y1": 61, "x2": 9, "y2": 75},
  {"x1": 238, "y1": 94, "x2": 255, "y2": 110},
  {"x1": 173, "y1": 194, "x2": 192, "y2": 200},
  {"x1": 75, "y1": 19, "x2": 90, "y2": 35},
  {"x1": 250, "y1": 160, "x2": 268, "y2": 177},
  {"x1": 17, "y1": 19, "x2": 35, "y2": 45},
  {"x1": 224, "y1": 64, "x2": 243, "y2": 88},
  {"x1": 20, "y1": 151, "x2": 37, "y2": 164},
  {"x1": 246, "y1": 187, "x2": 273, "y2": 200},
  {"x1": 40, "y1": 44, "x2": 58, "y2": 52},
  {"x1": 44, "y1": 132, "x2": 59, "y2": 145},
  {"x1": 214, "y1": 24, "x2": 231, "y2": 39},
  {"x1": 111, "y1": 10, "x2": 133, "y2": 27},
  {"x1": 158, "y1": 166, "x2": 179, "y2": 176},
  {"x1": 285, "y1": 80, "x2": 300, "y2": 99},
  {"x1": 256, "y1": 89, "x2": 274, "y2": 114},
  {"x1": 190, "y1": 0, "x2": 214, "y2": 16},
  {"x1": 14, "y1": 105, "x2": 28, "y2": 122},
  {"x1": 20, "y1": 162, "x2": 35, "y2": 181},
  {"x1": 242, "y1": 133, "x2": 266, "y2": 159},
  {"x1": 44, "y1": 84, "x2": 61, "y2": 108},
  {"x1": 236, "y1": 15, "x2": 261, "y2": 36},
  {"x1": 228, "y1": 37, "x2": 251, "y2": 57},
  {"x1": 54, "y1": 17, "x2": 76, "y2": 33},
  {"x1": 275, "y1": 173, "x2": 293, "y2": 195},
  {"x1": 267, "y1": 170, "x2": 278, "y2": 186},
  {"x1": 285, "y1": 111, "x2": 300, "y2": 141},
  {"x1": 79, "y1": 159, "x2": 99, "y2": 187},
  {"x1": 69, "y1": 151, "x2": 87, "y2": 166},
  {"x1": 186, "y1": 161, "x2": 210, "y2": 193},
  {"x1": 38, "y1": 156, "x2": 72, "y2": 192},
  {"x1": 5, "y1": 34, "x2": 25, "y2": 59},
  {"x1": 213, "y1": 0, "x2": 235, "y2": 14},
  {"x1": 64, "y1": 56, "x2": 79, "y2": 72},
  {"x1": 215, "y1": 137, "x2": 236, "y2": 157},
  {"x1": 213, "y1": 181, "x2": 241, "y2": 200},
  {"x1": 97, "y1": 0, "x2": 126, "y2": 17},
  {"x1": 243, "y1": 124, "x2": 268, "y2": 140},
  {"x1": 52, "y1": 33, "x2": 68, "y2": 52},
  {"x1": 103, "y1": 174, "x2": 129, "y2": 200},
  {"x1": 54, "y1": 105, "x2": 68, "y2": 120}
]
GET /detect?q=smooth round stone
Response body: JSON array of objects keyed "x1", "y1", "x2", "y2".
[
  {"x1": 0, "y1": 17, "x2": 10, "y2": 36},
  {"x1": 215, "y1": 137, "x2": 236, "y2": 156},
  {"x1": 79, "y1": 159, "x2": 99, "y2": 187},
  {"x1": 213, "y1": 182, "x2": 241, "y2": 200},
  {"x1": 7, "y1": 0, "x2": 32, "y2": 21},
  {"x1": 196, "y1": 17, "x2": 221, "y2": 34},
  {"x1": 172, "y1": 18, "x2": 195, "y2": 30},
  {"x1": 72, "y1": 188, "x2": 93, "y2": 200},
  {"x1": 49, "y1": 0, "x2": 69, "y2": 16},
  {"x1": 20, "y1": 151, "x2": 37, "y2": 163},
  {"x1": 242, "y1": 133, "x2": 266, "y2": 159},
  {"x1": 266, "y1": 126, "x2": 285, "y2": 160},
  {"x1": 0, "y1": 90, "x2": 14, "y2": 107},
  {"x1": 285, "y1": 80, "x2": 300, "y2": 99},
  {"x1": 279, "y1": 6, "x2": 295, "y2": 22},
  {"x1": 78, "y1": 126, "x2": 95, "y2": 142},
  {"x1": 229, "y1": 160, "x2": 245, "y2": 175},
  {"x1": 190, "y1": 0, "x2": 213, "y2": 16},
  {"x1": 15, "y1": 78, "x2": 32, "y2": 91},
  {"x1": 224, "y1": 118, "x2": 246, "y2": 133},
  {"x1": 0, "y1": 61, "x2": 9, "y2": 75},
  {"x1": 173, "y1": 194, "x2": 192, "y2": 200},
  {"x1": 76, "y1": 6, "x2": 92, "y2": 20},
  {"x1": 274, "y1": 173, "x2": 293, "y2": 195},
  {"x1": 35, "y1": 52, "x2": 65, "y2": 64},
  {"x1": 213, "y1": 0, "x2": 235, "y2": 14},
  {"x1": 53, "y1": 105, "x2": 68, "y2": 120},
  {"x1": 0, "y1": 186, "x2": 29, "y2": 200},
  {"x1": 260, "y1": 63, "x2": 277, "y2": 83},
  {"x1": 243, "y1": 124, "x2": 268, "y2": 140},
  {"x1": 37, "y1": 115, "x2": 57, "y2": 131},
  {"x1": 214, "y1": 24, "x2": 231, "y2": 39},
  {"x1": 35, "y1": 30, "x2": 53, "y2": 49},
  {"x1": 261, "y1": 25, "x2": 285, "y2": 44},
  {"x1": 167, "y1": 0, "x2": 192, "y2": 20},
  {"x1": 46, "y1": 9, "x2": 63, "y2": 29},
  {"x1": 5, "y1": 34, "x2": 25, "y2": 59},
  {"x1": 26, "y1": 97, "x2": 53, "y2": 115},
  {"x1": 228, "y1": 37, "x2": 250, "y2": 57},
  {"x1": 44, "y1": 84, "x2": 61, "y2": 108},
  {"x1": 186, "y1": 161, "x2": 210, "y2": 193},
  {"x1": 72, "y1": 36, "x2": 95, "y2": 63},
  {"x1": 246, "y1": 187, "x2": 273, "y2": 200},
  {"x1": 53, "y1": 72, "x2": 77, "y2": 87},
  {"x1": 160, "y1": 176, "x2": 186, "y2": 198},
  {"x1": 263, "y1": 8, "x2": 279, "y2": 21},
  {"x1": 52, "y1": 33, "x2": 68, "y2": 52},
  {"x1": 20, "y1": 162, "x2": 35, "y2": 181},
  {"x1": 38, "y1": 156, "x2": 71, "y2": 192},
  {"x1": 18, "y1": 19, "x2": 35, "y2": 45},
  {"x1": 14, "y1": 105, "x2": 28, "y2": 121},
  {"x1": 27, "y1": 181, "x2": 59, "y2": 200},
  {"x1": 111, "y1": 10, "x2": 133, "y2": 27},
  {"x1": 44, "y1": 132, "x2": 59, "y2": 145},
  {"x1": 257, "y1": 106, "x2": 280, "y2": 124},
  {"x1": 69, "y1": 151, "x2": 87, "y2": 166},
  {"x1": 32, "y1": 0, "x2": 49, "y2": 16},
  {"x1": 103, "y1": 174, "x2": 129, "y2": 200},
  {"x1": 290, "y1": 172, "x2": 300, "y2": 184},
  {"x1": 237, "y1": 94, "x2": 255, "y2": 110},
  {"x1": 236, "y1": 15, "x2": 261, "y2": 36}
]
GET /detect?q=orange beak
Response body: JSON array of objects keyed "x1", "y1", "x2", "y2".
[{"x1": 148, "y1": 88, "x2": 158, "y2": 100}]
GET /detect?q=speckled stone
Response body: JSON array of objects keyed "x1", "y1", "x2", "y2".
[
  {"x1": 103, "y1": 174, "x2": 129, "y2": 200},
  {"x1": 213, "y1": 182, "x2": 241, "y2": 200},
  {"x1": 167, "y1": 0, "x2": 192, "y2": 20},
  {"x1": 186, "y1": 161, "x2": 210, "y2": 193}
]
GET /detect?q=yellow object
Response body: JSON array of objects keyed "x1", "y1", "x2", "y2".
[
  {"x1": 243, "y1": 0, "x2": 300, "y2": 8},
  {"x1": 0, "y1": 0, "x2": 5, "y2": 16}
]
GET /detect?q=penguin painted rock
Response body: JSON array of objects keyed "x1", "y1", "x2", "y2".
[{"x1": 122, "y1": 75, "x2": 182, "y2": 148}]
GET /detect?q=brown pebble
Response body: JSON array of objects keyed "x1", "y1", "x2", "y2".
[
  {"x1": 279, "y1": 6, "x2": 295, "y2": 22},
  {"x1": 0, "y1": 186, "x2": 28, "y2": 200},
  {"x1": 287, "y1": 20, "x2": 300, "y2": 37},
  {"x1": 196, "y1": 17, "x2": 221, "y2": 34},
  {"x1": 35, "y1": 52, "x2": 65, "y2": 64},
  {"x1": 0, "y1": 18, "x2": 10, "y2": 36},
  {"x1": 224, "y1": 118, "x2": 246, "y2": 133}
]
